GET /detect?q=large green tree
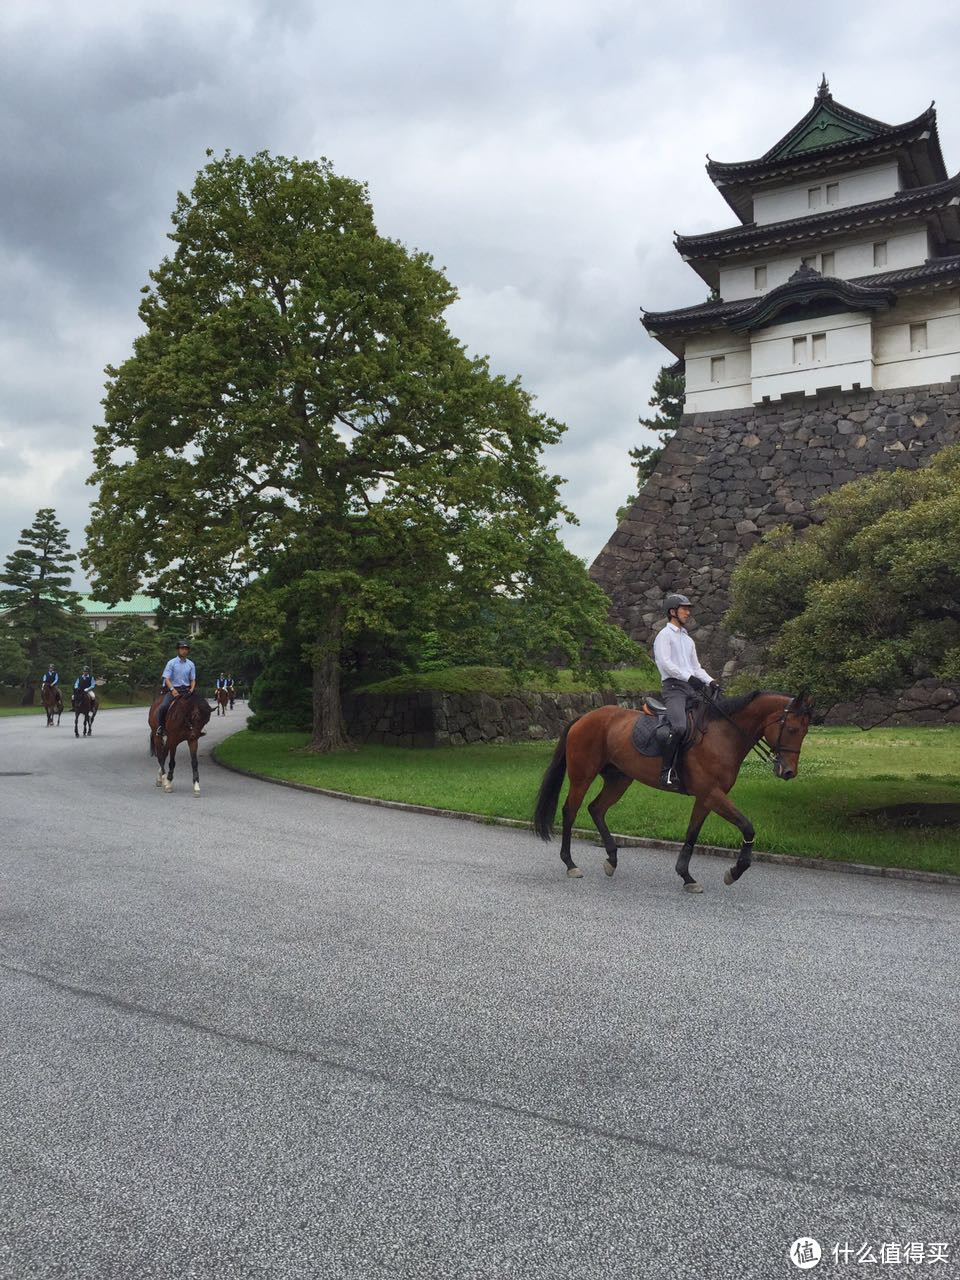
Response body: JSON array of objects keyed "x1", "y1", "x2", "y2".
[
  {"x1": 85, "y1": 150, "x2": 636, "y2": 749},
  {"x1": 96, "y1": 616, "x2": 167, "y2": 702},
  {"x1": 0, "y1": 509, "x2": 87, "y2": 700},
  {"x1": 724, "y1": 447, "x2": 960, "y2": 707},
  {"x1": 617, "y1": 363, "x2": 684, "y2": 521}
]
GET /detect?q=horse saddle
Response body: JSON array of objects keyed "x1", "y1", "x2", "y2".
[{"x1": 630, "y1": 695, "x2": 698, "y2": 758}]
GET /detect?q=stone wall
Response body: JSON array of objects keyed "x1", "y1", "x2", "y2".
[
  {"x1": 342, "y1": 688, "x2": 650, "y2": 747},
  {"x1": 590, "y1": 379, "x2": 960, "y2": 676}
]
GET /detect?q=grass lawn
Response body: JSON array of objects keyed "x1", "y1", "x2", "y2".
[
  {"x1": 216, "y1": 725, "x2": 960, "y2": 877},
  {"x1": 0, "y1": 693, "x2": 155, "y2": 717}
]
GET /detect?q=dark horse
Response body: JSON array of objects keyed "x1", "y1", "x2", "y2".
[
  {"x1": 215, "y1": 687, "x2": 229, "y2": 716},
  {"x1": 72, "y1": 688, "x2": 97, "y2": 737},
  {"x1": 533, "y1": 691, "x2": 814, "y2": 892},
  {"x1": 41, "y1": 683, "x2": 63, "y2": 727},
  {"x1": 148, "y1": 692, "x2": 212, "y2": 795}
]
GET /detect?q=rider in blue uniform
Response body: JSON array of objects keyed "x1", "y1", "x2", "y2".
[
  {"x1": 41, "y1": 664, "x2": 59, "y2": 690},
  {"x1": 74, "y1": 666, "x2": 97, "y2": 705},
  {"x1": 157, "y1": 641, "x2": 197, "y2": 736}
]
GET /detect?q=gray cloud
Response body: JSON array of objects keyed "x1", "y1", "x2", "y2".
[{"x1": 1, "y1": 0, "x2": 959, "y2": 589}]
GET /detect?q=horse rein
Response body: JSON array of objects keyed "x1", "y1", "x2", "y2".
[{"x1": 694, "y1": 691, "x2": 807, "y2": 767}]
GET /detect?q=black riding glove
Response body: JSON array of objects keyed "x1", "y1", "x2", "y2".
[{"x1": 688, "y1": 676, "x2": 706, "y2": 692}]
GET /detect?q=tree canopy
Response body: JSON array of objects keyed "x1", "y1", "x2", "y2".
[
  {"x1": 84, "y1": 149, "x2": 637, "y2": 747},
  {"x1": 0, "y1": 509, "x2": 89, "y2": 696},
  {"x1": 724, "y1": 447, "x2": 960, "y2": 707}
]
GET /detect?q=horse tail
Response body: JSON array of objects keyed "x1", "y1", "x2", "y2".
[{"x1": 533, "y1": 719, "x2": 576, "y2": 841}]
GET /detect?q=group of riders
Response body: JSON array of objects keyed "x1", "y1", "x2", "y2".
[
  {"x1": 40, "y1": 664, "x2": 98, "y2": 707},
  {"x1": 39, "y1": 595, "x2": 703, "y2": 768},
  {"x1": 39, "y1": 639, "x2": 238, "y2": 738}
]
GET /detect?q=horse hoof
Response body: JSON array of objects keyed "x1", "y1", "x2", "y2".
[
  {"x1": 723, "y1": 868, "x2": 735, "y2": 885},
  {"x1": 193, "y1": 784, "x2": 200, "y2": 795},
  {"x1": 683, "y1": 881, "x2": 704, "y2": 893},
  {"x1": 162, "y1": 781, "x2": 173, "y2": 793},
  {"x1": 603, "y1": 860, "x2": 616, "y2": 877},
  {"x1": 566, "y1": 866, "x2": 584, "y2": 878}
]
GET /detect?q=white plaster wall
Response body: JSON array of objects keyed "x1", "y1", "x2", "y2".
[
  {"x1": 874, "y1": 291, "x2": 960, "y2": 389},
  {"x1": 717, "y1": 227, "x2": 930, "y2": 301},
  {"x1": 683, "y1": 332, "x2": 751, "y2": 412},
  {"x1": 751, "y1": 312, "x2": 874, "y2": 401},
  {"x1": 753, "y1": 163, "x2": 900, "y2": 225}
]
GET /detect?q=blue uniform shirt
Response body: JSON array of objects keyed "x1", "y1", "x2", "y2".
[{"x1": 162, "y1": 656, "x2": 197, "y2": 690}]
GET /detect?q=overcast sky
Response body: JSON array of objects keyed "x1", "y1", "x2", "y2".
[{"x1": 3, "y1": 0, "x2": 960, "y2": 588}]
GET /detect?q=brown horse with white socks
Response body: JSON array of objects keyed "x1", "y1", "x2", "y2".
[
  {"x1": 533, "y1": 690, "x2": 813, "y2": 892},
  {"x1": 148, "y1": 691, "x2": 212, "y2": 795}
]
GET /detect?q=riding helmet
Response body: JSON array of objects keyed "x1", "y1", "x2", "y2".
[{"x1": 664, "y1": 593, "x2": 692, "y2": 613}]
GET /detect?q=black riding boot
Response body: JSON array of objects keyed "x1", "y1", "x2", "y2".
[{"x1": 659, "y1": 732, "x2": 681, "y2": 790}]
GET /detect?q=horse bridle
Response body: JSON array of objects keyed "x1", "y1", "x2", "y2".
[{"x1": 697, "y1": 691, "x2": 811, "y2": 768}]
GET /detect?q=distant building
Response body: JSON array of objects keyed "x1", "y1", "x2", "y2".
[{"x1": 78, "y1": 594, "x2": 201, "y2": 636}]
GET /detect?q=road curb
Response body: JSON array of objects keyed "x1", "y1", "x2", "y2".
[{"x1": 210, "y1": 748, "x2": 960, "y2": 888}]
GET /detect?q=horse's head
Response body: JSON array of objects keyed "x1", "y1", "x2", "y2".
[
  {"x1": 189, "y1": 696, "x2": 213, "y2": 734},
  {"x1": 763, "y1": 692, "x2": 814, "y2": 780}
]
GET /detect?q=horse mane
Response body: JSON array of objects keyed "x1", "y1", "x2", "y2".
[{"x1": 708, "y1": 689, "x2": 792, "y2": 719}]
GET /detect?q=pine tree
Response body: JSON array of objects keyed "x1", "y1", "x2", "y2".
[
  {"x1": 0, "y1": 509, "x2": 86, "y2": 700},
  {"x1": 617, "y1": 364, "x2": 684, "y2": 521}
]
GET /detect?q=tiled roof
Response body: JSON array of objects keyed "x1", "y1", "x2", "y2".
[
  {"x1": 78, "y1": 593, "x2": 158, "y2": 615},
  {"x1": 676, "y1": 174, "x2": 960, "y2": 260},
  {"x1": 707, "y1": 104, "x2": 940, "y2": 182},
  {"x1": 643, "y1": 255, "x2": 960, "y2": 337}
]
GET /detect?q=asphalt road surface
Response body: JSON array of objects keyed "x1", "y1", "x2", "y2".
[{"x1": 1, "y1": 705, "x2": 958, "y2": 1280}]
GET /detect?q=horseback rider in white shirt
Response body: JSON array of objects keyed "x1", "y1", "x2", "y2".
[{"x1": 653, "y1": 592, "x2": 718, "y2": 790}]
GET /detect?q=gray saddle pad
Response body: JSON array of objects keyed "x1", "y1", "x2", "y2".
[{"x1": 631, "y1": 712, "x2": 671, "y2": 757}]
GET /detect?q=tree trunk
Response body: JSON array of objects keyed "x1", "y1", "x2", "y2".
[{"x1": 309, "y1": 606, "x2": 351, "y2": 752}]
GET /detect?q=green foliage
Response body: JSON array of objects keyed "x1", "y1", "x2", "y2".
[
  {"x1": 0, "y1": 509, "x2": 89, "y2": 695},
  {"x1": 356, "y1": 662, "x2": 659, "y2": 695},
  {"x1": 618, "y1": 364, "x2": 684, "y2": 520},
  {"x1": 96, "y1": 616, "x2": 167, "y2": 701},
  {"x1": 0, "y1": 633, "x2": 28, "y2": 687},
  {"x1": 85, "y1": 148, "x2": 636, "y2": 747},
  {"x1": 725, "y1": 447, "x2": 960, "y2": 706}
]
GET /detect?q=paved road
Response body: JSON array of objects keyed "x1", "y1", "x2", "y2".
[{"x1": 1, "y1": 706, "x2": 958, "y2": 1280}]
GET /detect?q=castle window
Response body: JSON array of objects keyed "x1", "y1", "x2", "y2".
[
  {"x1": 793, "y1": 336, "x2": 807, "y2": 365},
  {"x1": 808, "y1": 186, "x2": 823, "y2": 209},
  {"x1": 812, "y1": 333, "x2": 827, "y2": 363},
  {"x1": 910, "y1": 323, "x2": 928, "y2": 352},
  {"x1": 821, "y1": 251, "x2": 835, "y2": 275},
  {"x1": 754, "y1": 265, "x2": 767, "y2": 290},
  {"x1": 710, "y1": 356, "x2": 725, "y2": 383},
  {"x1": 873, "y1": 241, "x2": 888, "y2": 267},
  {"x1": 826, "y1": 182, "x2": 840, "y2": 205}
]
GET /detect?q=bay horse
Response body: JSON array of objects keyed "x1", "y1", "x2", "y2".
[
  {"x1": 215, "y1": 687, "x2": 229, "y2": 716},
  {"x1": 41, "y1": 683, "x2": 63, "y2": 727},
  {"x1": 72, "y1": 688, "x2": 97, "y2": 737},
  {"x1": 148, "y1": 692, "x2": 212, "y2": 795},
  {"x1": 533, "y1": 690, "x2": 814, "y2": 892}
]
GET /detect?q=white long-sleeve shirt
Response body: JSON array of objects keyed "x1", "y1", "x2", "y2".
[{"x1": 653, "y1": 622, "x2": 712, "y2": 684}]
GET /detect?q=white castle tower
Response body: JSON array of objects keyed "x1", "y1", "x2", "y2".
[{"x1": 643, "y1": 79, "x2": 960, "y2": 412}]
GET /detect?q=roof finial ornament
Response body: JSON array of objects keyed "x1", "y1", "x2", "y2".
[{"x1": 817, "y1": 73, "x2": 830, "y2": 99}]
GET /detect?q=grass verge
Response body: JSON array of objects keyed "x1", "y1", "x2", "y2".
[{"x1": 216, "y1": 725, "x2": 960, "y2": 878}]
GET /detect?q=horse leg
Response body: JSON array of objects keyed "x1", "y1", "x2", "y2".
[
  {"x1": 676, "y1": 798, "x2": 709, "y2": 894},
  {"x1": 156, "y1": 737, "x2": 169, "y2": 787},
  {"x1": 587, "y1": 767, "x2": 633, "y2": 877},
  {"x1": 560, "y1": 776, "x2": 594, "y2": 879},
  {"x1": 74, "y1": 710, "x2": 80, "y2": 738},
  {"x1": 704, "y1": 788, "x2": 755, "y2": 885},
  {"x1": 190, "y1": 741, "x2": 200, "y2": 795},
  {"x1": 163, "y1": 743, "x2": 176, "y2": 792}
]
